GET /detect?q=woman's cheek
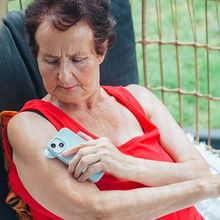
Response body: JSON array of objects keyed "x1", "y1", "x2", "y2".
[
  {"x1": 74, "y1": 62, "x2": 89, "y2": 73},
  {"x1": 39, "y1": 68, "x2": 57, "y2": 90}
]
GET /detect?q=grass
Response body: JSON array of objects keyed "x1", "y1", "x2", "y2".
[
  {"x1": 8, "y1": 0, "x2": 220, "y2": 129},
  {"x1": 8, "y1": 0, "x2": 28, "y2": 10}
]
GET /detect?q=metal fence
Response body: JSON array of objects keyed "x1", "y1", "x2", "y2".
[
  {"x1": 8, "y1": 0, "x2": 220, "y2": 148},
  {"x1": 131, "y1": 0, "x2": 220, "y2": 148}
]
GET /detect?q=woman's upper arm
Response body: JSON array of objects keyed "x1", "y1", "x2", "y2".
[
  {"x1": 7, "y1": 112, "x2": 100, "y2": 219},
  {"x1": 126, "y1": 84, "x2": 207, "y2": 164}
]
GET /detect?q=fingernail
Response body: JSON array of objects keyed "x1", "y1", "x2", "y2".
[
  {"x1": 78, "y1": 177, "x2": 83, "y2": 182},
  {"x1": 62, "y1": 151, "x2": 68, "y2": 156}
]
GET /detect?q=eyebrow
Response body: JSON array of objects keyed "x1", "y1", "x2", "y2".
[
  {"x1": 42, "y1": 52, "x2": 86, "y2": 59},
  {"x1": 67, "y1": 52, "x2": 85, "y2": 57},
  {"x1": 43, "y1": 54, "x2": 59, "y2": 59}
]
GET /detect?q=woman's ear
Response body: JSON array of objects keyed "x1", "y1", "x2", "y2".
[{"x1": 98, "y1": 40, "x2": 108, "y2": 64}]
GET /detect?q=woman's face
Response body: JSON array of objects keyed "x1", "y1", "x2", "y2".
[{"x1": 36, "y1": 21, "x2": 106, "y2": 104}]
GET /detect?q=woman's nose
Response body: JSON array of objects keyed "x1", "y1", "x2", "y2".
[{"x1": 58, "y1": 62, "x2": 73, "y2": 82}]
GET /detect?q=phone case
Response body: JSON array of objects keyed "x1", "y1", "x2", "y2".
[{"x1": 44, "y1": 128, "x2": 104, "y2": 182}]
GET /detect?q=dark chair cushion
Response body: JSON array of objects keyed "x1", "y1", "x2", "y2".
[
  {"x1": 0, "y1": 11, "x2": 46, "y2": 112},
  {"x1": 100, "y1": 0, "x2": 139, "y2": 86},
  {"x1": 0, "y1": 1, "x2": 138, "y2": 219}
]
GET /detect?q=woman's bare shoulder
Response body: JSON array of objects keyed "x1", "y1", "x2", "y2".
[
  {"x1": 8, "y1": 111, "x2": 51, "y2": 132},
  {"x1": 8, "y1": 111, "x2": 55, "y2": 132},
  {"x1": 125, "y1": 84, "x2": 155, "y2": 118},
  {"x1": 7, "y1": 111, "x2": 56, "y2": 154},
  {"x1": 125, "y1": 84, "x2": 154, "y2": 99}
]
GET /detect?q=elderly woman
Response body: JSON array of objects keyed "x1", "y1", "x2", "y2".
[{"x1": 3, "y1": 0, "x2": 220, "y2": 219}]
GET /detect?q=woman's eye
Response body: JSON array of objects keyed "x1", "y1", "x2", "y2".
[
  {"x1": 72, "y1": 57, "x2": 87, "y2": 63},
  {"x1": 45, "y1": 59, "x2": 59, "y2": 65},
  {"x1": 73, "y1": 59, "x2": 82, "y2": 63}
]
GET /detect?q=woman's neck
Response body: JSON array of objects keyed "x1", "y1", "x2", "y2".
[{"x1": 45, "y1": 87, "x2": 109, "y2": 112}]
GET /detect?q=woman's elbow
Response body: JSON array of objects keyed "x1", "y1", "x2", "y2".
[
  {"x1": 88, "y1": 192, "x2": 119, "y2": 220},
  {"x1": 194, "y1": 159, "x2": 212, "y2": 177},
  {"x1": 68, "y1": 192, "x2": 114, "y2": 220}
]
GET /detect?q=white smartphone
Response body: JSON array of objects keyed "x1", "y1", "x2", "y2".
[{"x1": 44, "y1": 128, "x2": 104, "y2": 182}]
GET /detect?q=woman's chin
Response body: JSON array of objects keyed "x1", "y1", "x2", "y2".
[{"x1": 58, "y1": 95, "x2": 80, "y2": 104}]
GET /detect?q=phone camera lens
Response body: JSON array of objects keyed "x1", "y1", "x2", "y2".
[
  {"x1": 51, "y1": 143, "x2": 56, "y2": 148},
  {"x1": 59, "y1": 142, "x2": 64, "y2": 148}
]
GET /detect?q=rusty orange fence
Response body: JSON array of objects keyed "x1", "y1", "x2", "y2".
[{"x1": 131, "y1": 0, "x2": 220, "y2": 148}]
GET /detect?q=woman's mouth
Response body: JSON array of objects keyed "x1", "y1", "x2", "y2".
[{"x1": 60, "y1": 85, "x2": 78, "y2": 91}]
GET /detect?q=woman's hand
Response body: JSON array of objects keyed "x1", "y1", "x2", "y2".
[{"x1": 62, "y1": 131, "x2": 133, "y2": 182}]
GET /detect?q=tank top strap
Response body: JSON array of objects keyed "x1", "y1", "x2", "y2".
[
  {"x1": 103, "y1": 86, "x2": 146, "y2": 114},
  {"x1": 102, "y1": 86, "x2": 155, "y2": 132},
  {"x1": 20, "y1": 100, "x2": 81, "y2": 133}
]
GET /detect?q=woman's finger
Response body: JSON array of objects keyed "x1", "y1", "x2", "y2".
[
  {"x1": 62, "y1": 139, "x2": 97, "y2": 156},
  {"x1": 73, "y1": 153, "x2": 101, "y2": 179},
  {"x1": 77, "y1": 131, "x2": 94, "y2": 141},
  {"x1": 67, "y1": 146, "x2": 98, "y2": 174},
  {"x1": 77, "y1": 161, "x2": 103, "y2": 182}
]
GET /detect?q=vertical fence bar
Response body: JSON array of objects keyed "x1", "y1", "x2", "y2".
[
  {"x1": 0, "y1": 0, "x2": 7, "y2": 17},
  {"x1": 187, "y1": 0, "x2": 199, "y2": 142},
  {"x1": 205, "y1": 1, "x2": 211, "y2": 146},
  {"x1": 129, "y1": 0, "x2": 133, "y2": 10},
  {"x1": 142, "y1": 0, "x2": 148, "y2": 87},
  {"x1": 193, "y1": 0, "x2": 200, "y2": 143},
  {"x1": 216, "y1": 0, "x2": 220, "y2": 34},
  {"x1": 156, "y1": 0, "x2": 165, "y2": 102},
  {"x1": 170, "y1": 0, "x2": 183, "y2": 126},
  {"x1": 19, "y1": 0, "x2": 23, "y2": 10}
]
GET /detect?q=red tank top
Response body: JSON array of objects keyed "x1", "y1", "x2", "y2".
[{"x1": 2, "y1": 86, "x2": 203, "y2": 220}]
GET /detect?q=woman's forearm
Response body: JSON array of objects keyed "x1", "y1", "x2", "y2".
[
  {"x1": 93, "y1": 174, "x2": 220, "y2": 220},
  {"x1": 125, "y1": 155, "x2": 210, "y2": 186}
]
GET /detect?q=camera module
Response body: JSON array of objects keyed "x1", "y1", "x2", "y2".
[
  {"x1": 51, "y1": 143, "x2": 56, "y2": 148},
  {"x1": 59, "y1": 142, "x2": 64, "y2": 148}
]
